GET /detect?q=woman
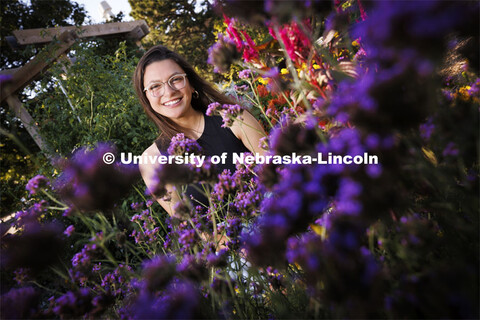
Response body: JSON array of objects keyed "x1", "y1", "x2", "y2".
[{"x1": 133, "y1": 45, "x2": 266, "y2": 216}]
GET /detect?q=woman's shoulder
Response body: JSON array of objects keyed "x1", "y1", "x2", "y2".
[{"x1": 142, "y1": 142, "x2": 161, "y2": 158}]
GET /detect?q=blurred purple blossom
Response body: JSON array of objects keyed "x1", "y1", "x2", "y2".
[
  {"x1": 208, "y1": 33, "x2": 241, "y2": 73},
  {"x1": 54, "y1": 143, "x2": 140, "y2": 212},
  {"x1": 167, "y1": 133, "x2": 203, "y2": 156},
  {"x1": 64, "y1": 225, "x2": 75, "y2": 237},
  {"x1": 25, "y1": 175, "x2": 50, "y2": 195},
  {"x1": 238, "y1": 69, "x2": 252, "y2": 79},
  {"x1": 0, "y1": 286, "x2": 40, "y2": 319}
]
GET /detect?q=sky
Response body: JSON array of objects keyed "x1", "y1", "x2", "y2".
[{"x1": 74, "y1": 0, "x2": 133, "y2": 23}]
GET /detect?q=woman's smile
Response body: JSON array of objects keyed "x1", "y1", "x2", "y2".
[
  {"x1": 162, "y1": 97, "x2": 182, "y2": 107},
  {"x1": 143, "y1": 59, "x2": 195, "y2": 121}
]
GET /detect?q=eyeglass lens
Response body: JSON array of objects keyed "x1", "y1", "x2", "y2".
[{"x1": 150, "y1": 74, "x2": 186, "y2": 97}]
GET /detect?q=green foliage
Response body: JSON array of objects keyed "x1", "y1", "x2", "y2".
[
  {"x1": 30, "y1": 41, "x2": 157, "y2": 155},
  {"x1": 0, "y1": 0, "x2": 87, "y2": 217}
]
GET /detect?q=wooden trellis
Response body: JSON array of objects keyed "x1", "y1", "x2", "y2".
[{"x1": 0, "y1": 20, "x2": 149, "y2": 156}]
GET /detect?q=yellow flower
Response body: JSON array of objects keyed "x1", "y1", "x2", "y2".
[
  {"x1": 352, "y1": 39, "x2": 360, "y2": 47},
  {"x1": 280, "y1": 68, "x2": 289, "y2": 75},
  {"x1": 458, "y1": 86, "x2": 471, "y2": 101},
  {"x1": 312, "y1": 64, "x2": 321, "y2": 70},
  {"x1": 310, "y1": 224, "x2": 327, "y2": 239},
  {"x1": 258, "y1": 77, "x2": 269, "y2": 85}
]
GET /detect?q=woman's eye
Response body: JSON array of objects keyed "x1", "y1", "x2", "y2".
[
  {"x1": 171, "y1": 77, "x2": 182, "y2": 83},
  {"x1": 150, "y1": 84, "x2": 162, "y2": 90}
]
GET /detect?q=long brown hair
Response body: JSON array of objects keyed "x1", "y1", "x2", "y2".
[{"x1": 133, "y1": 45, "x2": 236, "y2": 149}]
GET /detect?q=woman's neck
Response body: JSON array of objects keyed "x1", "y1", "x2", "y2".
[{"x1": 173, "y1": 110, "x2": 204, "y2": 140}]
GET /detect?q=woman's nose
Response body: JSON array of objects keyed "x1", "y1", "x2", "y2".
[{"x1": 163, "y1": 83, "x2": 177, "y2": 96}]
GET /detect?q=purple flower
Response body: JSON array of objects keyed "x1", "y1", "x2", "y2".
[
  {"x1": 101, "y1": 264, "x2": 134, "y2": 297},
  {"x1": 419, "y1": 117, "x2": 435, "y2": 140},
  {"x1": 467, "y1": 78, "x2": 480, "y2": 96},
  {"x1": 25, "y1": 175, "x2": 50, "y2": 195},
  {"x1": 0, "y1": 286, "x2": 40, "y2": 319},
  {"x1": 206, "y1": 248, "x2": 228, "y2": 268},
  {"x1": 14, "y1": 200, "x2": 47, "y2": 227},
  {"x1": 177, "y1": 254, "x2": 209, "y2": 281},
  {"x1": 206, "y1": 102, "x2": 221, "y2": 116},
  {"x1": 130, "y1": 202, "x2": 144, "y2": 211},
  {"x1": 167, "y1": 133, "x2": 203, "y2": 156},
  {"x1": 64, "y1": 225, "x2": 75, "y2": 237},
  {"x1": 142, "y1": 255, "x2": 177, "y2": 292},
  {"x1": 125, "y1": 280, "x2": 205, "y2": 319},
  {"x1": 208, "y1": 33, "x2": 242, "y2": 73},
  {"x1": 13, "y1": 267, "x2": 30, "y2": 285},
  {"x1": 263, "y1": 67, "x2": 287, "y2": 93},
  {"x1": 55, "y1": 143, "x2": 140, "y2": 212},
  {"x1": 207, "y1": 103, "x2": 245, "y2": 127},
  {"x1": 239, "y1": 69, "x2": 252, "y2": 79},
  {"x1": 442, "y1": 142, "x2": 459, "y2": 157},
  {"x1": 53, "y1": 288, "x2": 93, "y2": 318},
  {"x1": 71, "y1": 243, "x2": 100, "y2": 272}
]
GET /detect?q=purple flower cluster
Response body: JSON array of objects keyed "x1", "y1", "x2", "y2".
[
  {"x1": 167, "y1": 133, "x2": 203, "y2": 156},
  {"x1": 52, "y1": 288, "x2": 94, "y2": 318},
  {"x1": 262, "y1": 67, "x2": 288, "y2": 94},
  {"x1": 100, "y1": 264, "x2": 134, "y2": 297},
  {"x1": 55, "y1": 143, "x2": 140, "y2": 212},
  {"x1": 287, "y1": 218, "x2": 386, "y2": 318},
  {"x1": 206, "y1": 102, "x2": 245, "y2": 127},
  {"x1": 419, "y1": 117, "x2": 435, "y2": 141},
  {"x1": 124, "y1": 280, "x2": 205, "y2": 319},
  {"x1": 25, "y1": 174, "x2": 50, "y2": 195},
  {"x1": 242, "y1": 163, "x2": 332, "y2": 267},
  {"x1": 130, "y1": 201, "x2": 144, "y2": 211},
  {"x1": 70, "y1": 242, "x2": 102, "y2": 285},
  {"x1": 64, "y1": 224, "x2": 75, "y2": 237},
  {"x1": 177, "y1": 254, "x2": 209, "y2": 282},
  {"x1": 207, "y1": 33, "x2": 242, "y2": 73},
  {"x1": 130, "y1": 209, "x2": 160, "y2": 244},
  {"x1": 142, "y1": 255, "x2": 177, "y2": 292},
  {"x1": 238, "y1": 69, "x2": 252, "y2": 79},
  {"x1": 13, "y1": 200, "x2": 48, "y2": 227},
  {"x1": 0, "y1": 286, "x2": 40, "y2": 319},
  {"x1": 211, "y1": 163, "x2": 262, "y2": 217},
  {"x1": 149, "y1": 138, "x2": 217, "y2": 199},
  {"x1": 13, "y1": 267, "x2": 30, "y2": 285}
]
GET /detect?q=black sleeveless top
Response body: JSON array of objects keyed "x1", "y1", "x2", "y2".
[{"x1": 155, "y1": 114, "x2": 250, "y2": 207}]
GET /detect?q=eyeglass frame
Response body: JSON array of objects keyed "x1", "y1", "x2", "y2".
[{"x1": 143, "y1": 73, "x2": 188, "y2": 97}]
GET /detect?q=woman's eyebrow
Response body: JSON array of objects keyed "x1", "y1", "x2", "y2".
[{"x1": 145, "y1": 71, "x2": 183, "y2": 86}]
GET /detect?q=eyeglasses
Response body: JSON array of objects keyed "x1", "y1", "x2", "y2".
[{"x1": 143, "y1": 73, "x2": 187, "y2": 97}]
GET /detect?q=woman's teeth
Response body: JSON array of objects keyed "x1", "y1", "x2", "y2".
[{"x1": 163, "y1": 98, "x2": 181, "y2": 106}]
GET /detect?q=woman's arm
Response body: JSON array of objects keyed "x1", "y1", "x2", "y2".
[
  {"x1": 230, "y1": 110, "x2": 267, "y2": 155},
  {"x1": 139, "y1": 143, "x2": 180, "y2": 216}
]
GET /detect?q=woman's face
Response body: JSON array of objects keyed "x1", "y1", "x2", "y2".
[{"x1": 143, "y1": 59, "x2": 195, "y2": 122}]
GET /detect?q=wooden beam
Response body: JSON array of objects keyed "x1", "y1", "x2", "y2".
[
  {"x1": 12, "y1": 20, "x2": 149, "y2": 47},
  {"x1": 5, "y1": 95, "x2": 53, "y2": 156},
  {"x1": 0, "y1": 30, "x2": 77, "y2": 104}
]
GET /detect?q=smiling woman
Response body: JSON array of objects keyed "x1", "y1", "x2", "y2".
[{"x1": 133, "y1": 45, "x2": 266, "y2": 215}]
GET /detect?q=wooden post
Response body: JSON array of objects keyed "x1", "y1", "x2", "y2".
[{"x1": 5, "y1": 95, "x2": 53, "y2": 156}]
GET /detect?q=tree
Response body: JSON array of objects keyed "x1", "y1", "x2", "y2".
[
  {"x1": 129, "y1": 0, "x2": 221, "y2": 79},
  {"x1": 0, "y1": 0, "x2": 87, "y2": 68},
  {"x1": 0, "y1": 0, "x2": 88, "y2": 217}
]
